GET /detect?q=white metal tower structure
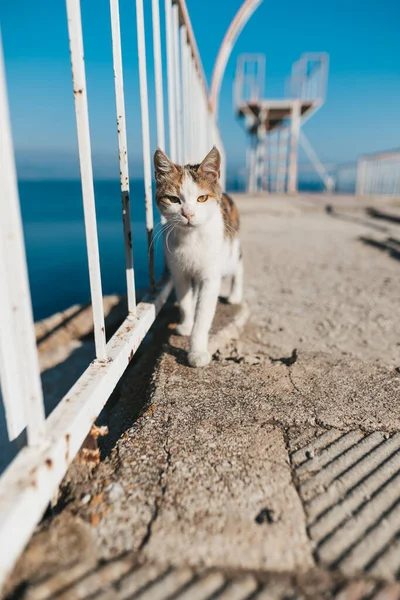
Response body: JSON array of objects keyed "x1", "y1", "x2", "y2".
[{"x1": 235, "y1": 53, "x2": 331, "y2": 193}]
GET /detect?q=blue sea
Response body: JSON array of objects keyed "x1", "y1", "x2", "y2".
[
  {"x1": 20, "y1": 175, "x2": 356, "y2": 321},
  {"x1": 19, "y1": 180, "x2": 165, "y2": 321}
]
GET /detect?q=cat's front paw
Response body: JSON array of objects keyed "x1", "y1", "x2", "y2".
[
  {"x1": 175, "y1": 322, "x2": 193, "y2": 336},
  {"x1": 187, "y1": 350, "x2": 211, "y2": 368},
  {"x1": 227, "y1": 293, "x2": 242, "y2": 305}
]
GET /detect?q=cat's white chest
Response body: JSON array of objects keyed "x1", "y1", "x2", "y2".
[{"x1": 167, "y1": 219, "x2": 224, "y2": 278}]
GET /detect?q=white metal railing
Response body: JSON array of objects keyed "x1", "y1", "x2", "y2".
[
  {"x1": 334, "y1": 162, "x2": 357, "y2": 194},
  {"x1": 0, "y1": 0, "x2": 225, "y2": 589},
  {"x1": 287, "y1": 53, "x2": 329, "y2": 106},
  {"x1": 234, "y1": 53, "x2": 266, "y2": 108},
  {"x1": 356, "y1": 150, "x2": 400, "y2": 197}
]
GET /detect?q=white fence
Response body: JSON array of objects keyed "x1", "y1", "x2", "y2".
[
  {"x1": 0, "y1": 0, "x2": 225, "y2": 589},
  {"x1": 356, "y1": 150, "x2": 400, "y2": 197}
]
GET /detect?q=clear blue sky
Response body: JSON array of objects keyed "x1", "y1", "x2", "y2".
[{"x1": 1, "y1": 0, "x2": 399, "y2": 179}]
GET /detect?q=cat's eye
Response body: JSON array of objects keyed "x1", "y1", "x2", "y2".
[
  {"x1": 197, "y1": 194, "x2": 208, "y2": 203},
  {"x1": 162, "y1": 195, "x2": 180, "y2": 204}
]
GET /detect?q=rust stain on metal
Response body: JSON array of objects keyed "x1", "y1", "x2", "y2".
[
  {"x1": 90, "y1": 425, "x2": 109, "y2": 439},
  {"x1": 65, "y1": 434, "x2": 70, "y2": 464},
  {"x1": 77, "y1": 425, "x2": 109, "y2": 468},
  {"x1": 45, "y1": 458, "x2": 53, "y2": 469},
  {"x1": 74, "y1": 88, "x2": 83, "y2": 95}
]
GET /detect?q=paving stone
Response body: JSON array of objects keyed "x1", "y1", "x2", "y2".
[
  {"x1": 4, "y1": 195, "x2": 400, "y2": 598},
  {"x1": 289, "y1": 428, "x2": 400, "y2": 581}
]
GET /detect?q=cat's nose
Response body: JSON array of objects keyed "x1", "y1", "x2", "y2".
[{"x1": 182, "y1": 209, "x2": 195, "y2": 221}]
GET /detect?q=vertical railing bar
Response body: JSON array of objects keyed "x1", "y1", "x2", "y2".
[
  {"x1": 110, "y1": 0, "x2": 137, "y2": 316},
  {"x1": 187, "y1": 52, "x2": 193, "y2": 161},
  {"x1": 175, "y1": 0, "x2": 209, "y2": 101},
  {"x1": 0, "y1": 31, "x2": 45, "y2": 444},
  {"x1": 193, "y1": 63, "x2": 200, "y2": 160},
  {"x1": 200, "y1": 72, "x2": 207, "y2": 157},
  {"x1": 152, "y1": 0, "x2": 165, "y2": 151},
  {"x1": 172, "y1": 2, "x2": 183, "y2": 164},
  {"x1": 218, "y1": 129, "x2": 226, "y2": 190},
  {"x1": 135, "y1": 0, "x2": 156, "y2": 293},
  {"x1": 66, "y1": 0, "x2": 107, "y2": 359},
  {"x1": 187, "y1": 52, "x2": 196, "y2": 163},
  {"x1": 207, "y1": 103, "x2": 213, "y2": 152},
  {"x1": 371, "y1": 159, "x2": 377, "y2": 196},
  {"x1": 194, "y1": 69, "x2": 201, "y2": 156},
  {"x1": 152, "y1": 0, "x2": 167, "y2": 271},
  {"x1": 180, "y1": 24, "x2": 188, "y2": 163},
  {"x1": 366, "y1": 161, "x2": 371, "y2": 196},
  {"x1": 165, "y1": 0, "x2": 176, "y2": 161}
]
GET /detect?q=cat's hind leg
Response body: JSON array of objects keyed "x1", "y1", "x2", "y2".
[
  {"x1": 172, "y1": 269, "x2": 195, "y2": 336},
  {"x1": 227, "y1": 253, "x2": 243, "y2": 305}
]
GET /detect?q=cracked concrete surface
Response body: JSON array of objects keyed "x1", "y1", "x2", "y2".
[{"x1": 4, "y1": 194, "x2": 400, "y2": 599}]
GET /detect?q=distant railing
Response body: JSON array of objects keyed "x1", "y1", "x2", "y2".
[
  {"x1": 234, "y1": 53, "x2": 266, "y2": 107},
  {"x1": 0, "y1": 0, "x2": 225, "y2": 589},
  {"x1": 286, "y1": 53, "x2": 329, "y2": 106},
  {"x1": 356, "y1": 149, "x2": 400, "y2": 197},
  {"x1": 334, "y1": 162, "x2": 358, "y2": 194}
]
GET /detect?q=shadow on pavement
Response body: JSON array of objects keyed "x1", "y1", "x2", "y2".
[
  {"x1": 366, "y1": 207, "x2": 400, "y2": 225},
  {"x1": 359, "y1": 236, "x2": 400, "y2": 262},
  {"x1": 325, "y1": 205, "x2": 389, "y2": 232}
]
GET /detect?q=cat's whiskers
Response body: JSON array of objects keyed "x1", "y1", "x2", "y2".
[
  {"x1": 148, "y1": 223, "x2": 165, "y2": 256},
  {"x1": 165, "y1": 223, "x2": 177, "y2": 255},
  {"x1": 148, "y1": 221, "x2": 172, "y2": 257}
]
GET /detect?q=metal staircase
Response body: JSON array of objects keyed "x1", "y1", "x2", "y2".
[{"x1": 235, "y1": 52, "x2": 332, "y2": 193}]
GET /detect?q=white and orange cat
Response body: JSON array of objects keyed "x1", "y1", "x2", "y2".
[{"x1": 153, "y1": 146, "x2": 243, "y2": 367}]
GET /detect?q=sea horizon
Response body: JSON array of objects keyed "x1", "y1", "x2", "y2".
[
  {"x1": 19, "y1": 179, "x2": 165, "y2": 321},
  {"x1": 19, "y1": 173, "x2": 356, "y2": 321}
]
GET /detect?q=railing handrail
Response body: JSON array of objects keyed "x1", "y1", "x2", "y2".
[
  {"x1": 0, "y1": 0, "x2": 225, "y2": 591},
  {"x1": 176, "y1": 0, "x2": 209, "y2": 103},
  {"x1": 359, "y1": 148, "x2": 400, "y2": 161},
  {"x1": 357, "y1": 149, "x2": 400, "y2": 197}
]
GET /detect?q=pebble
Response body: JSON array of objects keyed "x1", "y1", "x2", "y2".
[{"x1": 107, "y1": 482, "x2": 125, "y2": 502}]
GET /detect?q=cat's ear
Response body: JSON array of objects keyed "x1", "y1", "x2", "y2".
[
  {"x1": 199, "y1": 146, "x2": 220, "y2": 180},
  {"x1": 154, "y1": 148, "x2": 177, "y2": 179}
]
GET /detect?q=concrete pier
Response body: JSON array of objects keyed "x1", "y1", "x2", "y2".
[{"x1": 4, "y1": 194, "x2": 400, "y2": 599}]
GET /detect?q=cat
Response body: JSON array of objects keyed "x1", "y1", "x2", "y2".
[{"x1": 153, "y1": 146, "x2": 243, "y2": 368}]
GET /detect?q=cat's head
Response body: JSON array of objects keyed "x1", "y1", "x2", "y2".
[{"x1": 153, "y1": 147, "x2": 222, "y2": 229}]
